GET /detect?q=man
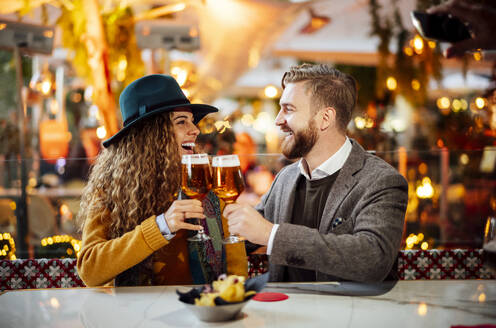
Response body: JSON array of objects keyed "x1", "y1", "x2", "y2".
[{"x1": 224, "y1": 64, "x2": 408, "y2": 282}]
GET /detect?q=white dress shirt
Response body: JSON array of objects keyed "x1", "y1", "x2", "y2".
[{"x1": 266, "y1": 137, "x2": 352, "y2": 255}]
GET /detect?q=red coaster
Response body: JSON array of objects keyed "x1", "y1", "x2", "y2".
[{"x1": 253, "y1": 292, "x2": 289, "y2": 302}]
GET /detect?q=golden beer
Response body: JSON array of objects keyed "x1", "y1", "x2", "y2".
[
  {"x1": 212, "y1": 155, "x2": 246, "y2": 244},
  {"x1": 181, "y1": 163, "x2": 212, "y2": 199},
  {"x1": 212, "y1": 166, "x2": 245, "y2": 203},
  {"x1": 181, "y1": 153, "x2": 212, "y2": 242}
]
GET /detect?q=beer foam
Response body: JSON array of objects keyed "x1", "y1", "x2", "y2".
[
  {"x1": 182, "y1": 153, "x2": 210, "y2": 165},
  {"x1": 212, "y1": 155, "x2": 241, "y2": 167}
]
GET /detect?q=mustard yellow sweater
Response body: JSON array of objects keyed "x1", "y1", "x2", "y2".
[
  {"x1": 78, "y1": 207, "x2": 248, "y2": 287},
  {"x1": 77, "y1": 211, "x2": 167, "y2": 287}
]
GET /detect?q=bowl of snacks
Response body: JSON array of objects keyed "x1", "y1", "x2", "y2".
[{"x1": 177, "y1": 273, "x2": 268, "y2": 322}]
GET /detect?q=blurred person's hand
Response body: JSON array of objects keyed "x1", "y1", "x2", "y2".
[
  {"x1": 164, "y1": 199, "x2": 205, "y2": 233},
  {"x1": 428, "y1": 0, "x2": 496, "y2": 58}
]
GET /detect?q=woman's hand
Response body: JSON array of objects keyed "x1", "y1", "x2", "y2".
[{"x1": 164, "y1": 199, "x2": 205, "y2": 233}]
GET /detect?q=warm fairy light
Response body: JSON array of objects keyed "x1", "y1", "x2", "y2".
[
  {"x1": 404, "y1": 47, "x2": 414, "y2": 56},
  {"x1": 365, "y1": 118, "x2": 374, "y2": 129},
  {"x1": 417, "y1": 302, "x2": 427, "y2": 316},
  {"x1": 0, "y1": 23, "x2": 6, "y2": 31},
  {"x1": 473, "y1": 51, "x2": 482, "y2": 61},
  {"x1": 460, "y1": 99, "x2": 468, "y2": 111},
  {"x1": 60, "y1": 204, "x2": 70, "y2": 216},
  {"x1": 0, "y1": 233, "x2": 16, "y2": 259},
  {"x1": 41, "y1": 80, "x2": 52, "y2": 96},
  {"x1": 437, "y1": 97, "x2": 451, "y2": 110},
  {"x1": 428, "y1": 41, "x2": 436, "y2": 49},
  {"x1": 171, "y1": 66, "x2": 188, "y2": 87},
  {"x1": 421, "y1": 242, "x2": 428, "y2": 250},
  {"x1": 411, "y1": 79, "x2": 420, "y2": 91},
  {"x1": 406, "y1": 233, "x2": 424, "y2": 249},
  {"x1": 386, "y1": 77, "x2": 397, "y2": 91},
  {"x1": 475, "y1": 97, "x2": 486, "y2": 109},
  {"x1": 413, "y1": 35, "x2": 424, "y2": 54},
  {"x1": 460, "y1": 153, "x2": 469, "y2": 165},
  {"x1": 96, "y1": 126, "x2": 107, "y2": 139},
  {"x1": 41, "y1": 235, "x2": 82, "y2": 257},
  {"x1": 452, "y1": 99, "x2": 462, "y2": 112},
  {"x1": 9, "y1": 201, "x2": 16, "y2": 211},
  {"x1": 264, "y1": 85, "x2": 278, "y2": 98},
  {"x1": 354, "y1": 117, "x2": 366, "y2": 130},
  {"x1": 416, "y1": 177, "x2": 434, "y2": 199},
  {"x1": 478, "y1": 293, "x2": 486, "y2": 303}
]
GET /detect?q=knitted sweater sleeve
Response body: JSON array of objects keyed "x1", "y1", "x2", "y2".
[{"x1": 77, "y1": 211, "x2": 168, "y2": 287}]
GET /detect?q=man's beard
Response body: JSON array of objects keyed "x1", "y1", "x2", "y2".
[{"x1": 281, "y1": 119, "x2": 318, "y2": 159}]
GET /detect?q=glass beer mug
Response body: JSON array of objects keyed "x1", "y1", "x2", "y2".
[
  {"x1": 181, "y1": 154, "x2": 212, "y2": 242},
  {"x1": 212, "y1": 155, "x2": 246, "y2": 244}
]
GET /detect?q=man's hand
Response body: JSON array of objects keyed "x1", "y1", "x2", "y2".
[{"x1": 224, "y1": 203, "x2": 273, "y2": 246}]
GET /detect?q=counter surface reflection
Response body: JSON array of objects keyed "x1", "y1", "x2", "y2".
[{"x1": 0, "y1": 280, "x2": 495, "y2": 327}]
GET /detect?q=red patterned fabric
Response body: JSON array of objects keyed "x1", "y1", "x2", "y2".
[
  {"x1": 248, "y1": 249, "x2": 495, "y2": 280},
  {"x1": 398, "y1": 249, "x2": 494, "y2": 280},
  {"x1": 1, "y1": 249, "x2": 494, "y2": 291},
  {"x1": 0, "y1": 258, "x2": 84, "y2": 291}
]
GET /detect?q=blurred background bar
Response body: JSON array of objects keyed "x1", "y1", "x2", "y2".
[{"x1": 0, "y1": 0, "x2": 495, "y2": 260}]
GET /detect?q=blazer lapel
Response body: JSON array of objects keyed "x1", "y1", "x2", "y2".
[{"x1": 318, "y1": 139, "x2": 366, "y2": 233}]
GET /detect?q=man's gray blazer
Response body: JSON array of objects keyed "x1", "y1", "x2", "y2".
[{"x1": 255, "y1": 139, "x2": 408, "y2": 282}]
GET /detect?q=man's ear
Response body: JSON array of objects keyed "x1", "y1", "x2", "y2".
[{"x1": 319, "y1": 107, "x2": 336, "y2": 131}]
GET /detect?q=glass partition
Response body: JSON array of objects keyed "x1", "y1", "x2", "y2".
[{"x1": 1, "y1": 147, "x2": 495, "y2": 259}]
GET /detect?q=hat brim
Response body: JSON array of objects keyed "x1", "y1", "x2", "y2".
[{"x1": 102, "y1": 103, "x2": 218, "y2": 148}]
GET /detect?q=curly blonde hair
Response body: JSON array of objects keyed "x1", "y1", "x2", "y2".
[{"x1": 77, "y1": 113, "x2": 181, "y2": 239}]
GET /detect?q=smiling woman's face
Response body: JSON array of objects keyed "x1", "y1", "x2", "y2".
[{"x1": 171, "y1": 109, "x2": 200, "y2": 155}]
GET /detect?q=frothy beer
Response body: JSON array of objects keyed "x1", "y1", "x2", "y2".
[
  {"x1": 212, "y1": 155, "x2": 245, "y2": 203},
  {"x1": 181, "y1": 154, "x2": 212, "y2": 199}
]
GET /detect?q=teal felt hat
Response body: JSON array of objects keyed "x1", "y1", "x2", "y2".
[{"x1": 102, "y1": 74, "x2": 218, "y2": 148}]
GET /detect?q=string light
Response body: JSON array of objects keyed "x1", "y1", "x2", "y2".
[
  {"x1": 354, "y1": 117, "x2": 366, "y2": 130},
  {"x1": 411, "y1": 79, "x2": 420, "y2": 91},
  {"x1": 475, "y1": 97, "x2": 486, "y2": 109},
  {"x1": 0, "y1": 233, "x2": 16, "y2": 260},
  {"x1": 416, "y1": 177, "x2": 434, "y2": 199},
  {"x1": 40, "y1": 235, "x2": 82, "y2": 257},
  {"x1": 436, "y1": 97, "x2": 450, "y2": 110},
  {"x1": 413, "y1": 35, "x2": 424, "y2": 54},
  {"x1": 386, "y1": 76, "x2": 397, "y2": 91}
]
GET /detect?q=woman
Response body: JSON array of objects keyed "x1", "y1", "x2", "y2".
[{"x1": 77, "y1": 74, "x2": 219, "y2": 287}]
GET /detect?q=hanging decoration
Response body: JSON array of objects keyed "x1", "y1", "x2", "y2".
[{"x1": 368, "y1": 0, "x2": 443, "y2": 106}]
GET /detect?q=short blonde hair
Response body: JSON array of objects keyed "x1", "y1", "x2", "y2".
[{"x1": 282, "y1": 63, "x2": 357, "y2": 133}]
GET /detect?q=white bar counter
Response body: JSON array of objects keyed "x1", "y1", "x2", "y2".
[{"x1": 0, "y1": 280, "x2": 495, "y2": 327}]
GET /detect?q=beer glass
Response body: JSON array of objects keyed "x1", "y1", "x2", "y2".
[
  {"x1": 181, "y1": 154, "x2": 212, "y2": 242},
  {"x1": 212, "y1": 155, "x2": 245, "y2": 244}
]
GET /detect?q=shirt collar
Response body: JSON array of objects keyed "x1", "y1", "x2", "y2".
[{"x1": 298, "y1": 137, "x2": 352, "y2": 180}]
